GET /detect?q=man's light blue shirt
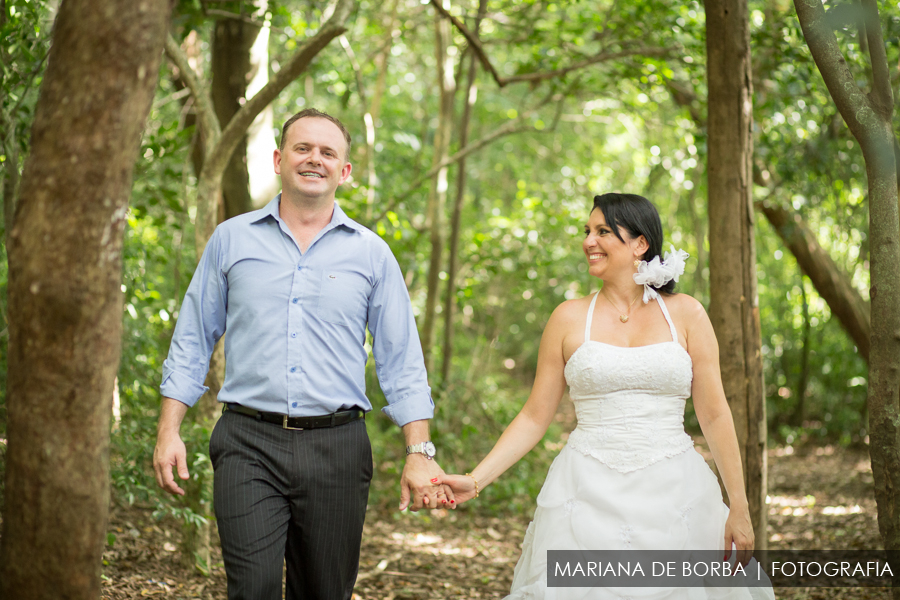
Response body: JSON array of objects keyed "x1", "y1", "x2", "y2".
[{"x1": 160, "y1": 195, "x2": 433, "y2": 427}]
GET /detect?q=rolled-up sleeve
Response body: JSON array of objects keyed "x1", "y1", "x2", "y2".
[
  {"x1": 368, "y1": 250, "x2": 433, "y2": 427},
  {"x1": 160, "y1": 231, "x2": 228, "y2": 407}
]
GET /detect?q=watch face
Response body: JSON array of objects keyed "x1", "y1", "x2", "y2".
[{"x1": 423, "y1": 441, "x2": 436, "y2": 457}]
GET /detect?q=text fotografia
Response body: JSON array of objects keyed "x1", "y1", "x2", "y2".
[{"x1": 546, "y1": 550, "x2": 897, "y2": 588}]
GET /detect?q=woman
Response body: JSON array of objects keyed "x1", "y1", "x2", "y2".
[{"x1": 442, "y1": 193, "x2": 774, "y2": 599}]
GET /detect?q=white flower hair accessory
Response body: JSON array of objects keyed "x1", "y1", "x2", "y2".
[{"x1": 633, "y1": 245, "x2": 690, "y2": 303}]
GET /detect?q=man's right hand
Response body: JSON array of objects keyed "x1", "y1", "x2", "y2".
[{"x1": 153, "y1": 430, "x2": 190, "y2": 496}]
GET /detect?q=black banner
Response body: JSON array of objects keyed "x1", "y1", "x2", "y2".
[{"x1": 546, "y1": 550, "x2": 897, "y2": 588}]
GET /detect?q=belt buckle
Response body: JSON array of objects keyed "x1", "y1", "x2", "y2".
[{"x1": 283, "y1": 415, "x2": 304, "y2": 431}]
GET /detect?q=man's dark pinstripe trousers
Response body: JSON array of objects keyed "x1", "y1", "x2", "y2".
[{"x1": 209, "y1": 409, "x2": 373, "y2": 600}]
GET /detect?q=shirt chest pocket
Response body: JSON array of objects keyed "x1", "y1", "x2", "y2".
[{"x1": 316, "y1": 271, "x2": 369, "y2": 327}]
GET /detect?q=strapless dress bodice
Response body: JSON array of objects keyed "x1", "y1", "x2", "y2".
[{"x1": 563, "y1": 340, "x2": 695, "y2": 473}]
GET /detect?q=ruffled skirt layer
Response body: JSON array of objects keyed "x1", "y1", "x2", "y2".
[{"x1": 504, "y1": 445, "x2": 775, "y2": 600}]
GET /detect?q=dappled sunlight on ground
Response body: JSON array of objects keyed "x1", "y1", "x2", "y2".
[{"x1": 94, "y1": 445, "x2": 888, "y2": 599}]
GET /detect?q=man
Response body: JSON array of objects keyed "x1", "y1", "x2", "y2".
[{"x1": 153, "y1": 108, "x2": 448, "y2": 600}]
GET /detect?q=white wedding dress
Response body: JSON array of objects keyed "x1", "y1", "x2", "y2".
[{"x1": 505, "y1": 293, "x2": 775, "y2": 600}]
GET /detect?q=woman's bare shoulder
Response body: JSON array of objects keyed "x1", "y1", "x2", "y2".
[
  {"x1": 663, "y1": 293, "x2": 709, "y2": 324},
  {"x1": 548, "y1": 294, "x2": 595, "y2": 328}
]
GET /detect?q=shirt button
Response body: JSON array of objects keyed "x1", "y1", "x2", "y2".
[
  {"x1": 292, "y1": 402, "x2": 298, "y2": 408},
  {"x1": 291, "y1": 332, "x2": 297, "y2": 338},
  {"x1": 292, "y1": 298, "x2": 299, "y2": 304},
  {"x1": 290, "y1": 367, "x2": 297, "y2": 373}
]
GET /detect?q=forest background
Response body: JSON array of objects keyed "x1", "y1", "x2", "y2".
[{"x1": 0, "y1": 0, "x2": 894, "y2": 593}]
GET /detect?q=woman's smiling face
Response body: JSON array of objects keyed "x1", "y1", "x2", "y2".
[{"x1": 582, "y1": 208, "x2": 644, "y2": 279}]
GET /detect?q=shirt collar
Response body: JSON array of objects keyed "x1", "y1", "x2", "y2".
[{"x1": 252, "y1": 194, "x2": 363, "y2": 234}]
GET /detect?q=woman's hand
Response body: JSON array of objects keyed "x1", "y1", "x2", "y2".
[
  {"x1": 439, "y1": 474, "x2": 480, "y2": 506},
  {"x1": 724, "y1": 504, "x2": 755, "y2": 568}
]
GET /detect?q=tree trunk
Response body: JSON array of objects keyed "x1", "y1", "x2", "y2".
[
  {"x1": 212, "y1": 14, "x2": 261, "y2": 219},
  {"x1": 705, "y1": 0, "x2": 767, "y2": 549},
  {"x1": 794, "y1": 1, "x2": 900, "y2": 589},
  {"x1": 441, "y1": 0, "x2": 486, "y2": 384},
  {"x1": 791, "y1": 276, "x2": 811, "y2": 427},
  {"x1": 420, "y1": 10, "x2": 455, "y2": 373},
  {"x1": 756, "y1": 198, "x2": 870, "y2": 360},
  {"x1": 0, "y1": 0, "x2": 171, "y2": 598}
]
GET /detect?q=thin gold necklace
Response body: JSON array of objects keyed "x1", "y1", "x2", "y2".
[{"x1": 601, "y1": 290, "x2": 641, "y2": 323}]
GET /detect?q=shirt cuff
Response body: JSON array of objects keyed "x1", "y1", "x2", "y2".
[
  {"x1": 160, "y1": 365, "x2": 209, "y2": 408},
  {"x1": 381, "y1": 391, "x2": 434, "y2": 427}
]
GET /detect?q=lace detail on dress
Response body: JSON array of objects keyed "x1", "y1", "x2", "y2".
[
  {"x1": 567, "y1": 427, "x2": 694, "y2": 473},
  {"x1": 563, "y1": 294, "x2": 695, "y2": 473},
  {"x1": 619, "y1": 525, "x2": 634, "y2": 549}
]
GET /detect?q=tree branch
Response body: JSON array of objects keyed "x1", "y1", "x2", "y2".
[
  {"x1": 371, "y1": 92, "x2": 562, "y2": 224},
  {"x1": 793, "y1": 0, "x2": 873, "y2": 140},
  {"x1": 860, "y1": 0, "x2": 893, "y2": 114},
  {"x1": 203, "y1": 8, "x2": 266, "y2": 25},
  {"x1": 164, "y1": 33, "x2": 221, "y2": 154},
  {"x1": 503, "y1": 46, "x2": 676, "y2": 85},
  {"x1": 429, "y1": 0, "x2": 502, "y2": 84},
  {"x1": 340, "y1": 34, "x2": 367, "y2": 106},
  {"x1": 430, "y1": 0, "x2": 675, "y2": 88},
  {"x1": 205, "y1": 0, "x2": 354, "y2": 187},
  {"x1": 756, "y1": 195, "x2": 871, "y2": 361}
]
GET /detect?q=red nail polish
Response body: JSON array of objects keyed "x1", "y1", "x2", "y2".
[{"x1": 450, "y1": 500, "x2": 455, "y2": 504}]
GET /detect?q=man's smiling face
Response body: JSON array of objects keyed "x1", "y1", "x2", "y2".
[{"x1": 274, "y1": 116, "x2": 352, "y2": 202}]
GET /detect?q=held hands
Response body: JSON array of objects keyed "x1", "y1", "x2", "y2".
[
  {"x1": 153, "y1": 430, "x2": 190, "y2": 496},
  {"x1": 437, "y1": 473, "x2": 479, "y2": 505},
  {"x1": 723, "y1": 503, "x2": 755, "y2": 568},
  {"x1": 399, "y1": 455, "x2": 456, "y2": 511}
]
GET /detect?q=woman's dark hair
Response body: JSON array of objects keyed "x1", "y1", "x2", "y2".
[{"x1": 592, "y1": 192, "x2": 676, "y2": 295}]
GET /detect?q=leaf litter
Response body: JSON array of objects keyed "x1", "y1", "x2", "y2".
[{"x1": 99, "y1": 446, "x2": 888, "y2": 599}]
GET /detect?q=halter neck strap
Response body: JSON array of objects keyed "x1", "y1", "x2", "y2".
[
  {"x1": 586, "y1": 291, "x2": 679, "y2": 344},
  {"x1": 584, "y1": 292, "x2": 600, "y2": 343},
  {"x1": 655, "y1": 294, "x2": 679, "y2": 343}
]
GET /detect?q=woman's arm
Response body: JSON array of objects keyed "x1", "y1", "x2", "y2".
[
  {"x1": 442, "y1": 302, "x2": 572, "y2": 503},
  {"x1": 681, "y1": 296, "x2": 755, "y2": 564}
]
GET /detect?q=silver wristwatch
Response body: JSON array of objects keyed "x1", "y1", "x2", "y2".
[{"x1": 406, "y1": 441, "x2": 436, "y2": 460}]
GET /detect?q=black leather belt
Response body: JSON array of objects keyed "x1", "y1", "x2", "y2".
[{"x1": 224, "y1": 403, "x2": 365, "y2": 430}]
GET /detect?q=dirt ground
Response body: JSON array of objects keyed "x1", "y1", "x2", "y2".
[{"x1": 98, "y1": 444, "x2": 889, "y2": 600}]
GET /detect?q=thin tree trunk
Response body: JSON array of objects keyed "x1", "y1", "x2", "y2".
[
  {"x1": 441, "y1": 0, "x2": 486, "y2": 384},
  {"x1": 791, "y1": 275, "x2": 811, "y2": 427},
  {"x1": 794, "y1": 1, "x2": 900, "y2": 589},
  {"x1": 420, "y1": 10, "x2": 455, "y2": 372},
  {"x1": 0, "y1": 0, "x2": 171, "y2": 598},
  {"x1": 705, "y1": 0, "x2": 767, "y2": 549},
  {"x1": 756, "y1": 198, "x2": 870, "y2": 360},
  {"x1": 351, "y1": 0, "x2": 397, "y2": 220},
  {"x1": 183, "y1": 7, "x2": 265, "y2": 568},
  {"x1": 211, "y1": 12, "x2": 262, "y2": 219}
]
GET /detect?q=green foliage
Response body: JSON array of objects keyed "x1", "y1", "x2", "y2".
[
  {"x1": 112, "y1": 69, "x2": 198, "y2": 513},
  {"x1": 0, "y1": 0, "x2": 54, "y2": 442},
  {"x1": 1, "y1": 0, "x2": 887, "y2": 522}
]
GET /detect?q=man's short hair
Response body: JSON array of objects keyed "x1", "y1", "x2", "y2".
[{"x1": 279, "y1": 108, "x2": 352, "y2": 160}]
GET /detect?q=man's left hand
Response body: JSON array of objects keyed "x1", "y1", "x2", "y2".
[{"x1": 399, "y1": 455, "x2": 455, "y2": 511}]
